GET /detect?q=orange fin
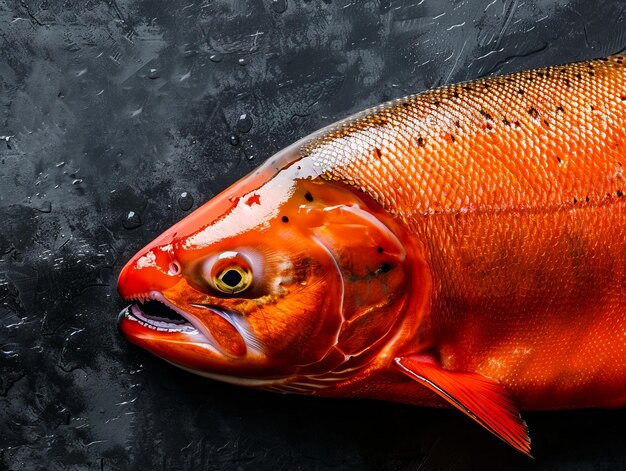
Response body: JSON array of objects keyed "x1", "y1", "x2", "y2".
[{"x1": 394, "y1": 355, "x2": 532, "y2": 457}]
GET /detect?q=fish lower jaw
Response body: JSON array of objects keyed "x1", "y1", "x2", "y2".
[{"x1": 119, "y1": 291, "x2": 231, "y2": 355}]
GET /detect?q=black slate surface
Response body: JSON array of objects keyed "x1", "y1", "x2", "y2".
[{"x1": 2, "y1": 1, "x2": 626, "y2": 469}]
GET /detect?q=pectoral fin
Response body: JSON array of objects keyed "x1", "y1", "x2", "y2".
[{"x1": 394, "y1": 355, "x2": 531, "y2": 457}]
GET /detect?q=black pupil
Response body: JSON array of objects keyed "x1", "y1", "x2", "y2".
[{"x1": 221, "y1": 269, "x2": 243, "y2": 287}]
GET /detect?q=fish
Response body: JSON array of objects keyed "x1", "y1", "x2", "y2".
[{"x1": 117, "y1": 55, "x2": 626, "y2": 456}]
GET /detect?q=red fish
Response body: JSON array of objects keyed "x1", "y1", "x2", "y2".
[{"x1": 118, "y1": 55, "x2": 626, "y2": 456}]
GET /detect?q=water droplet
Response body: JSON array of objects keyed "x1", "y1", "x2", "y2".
[
  {"x1": 229, "y1": 135, "x2": 240, "y2": 146},
  {"x1": 237, "y1": 58, "x2": 247, "y2": 66},
  {"x1": 56, "y1": 161, "x2": 65, "y2": 167},
  {"x1": 271, "y1": 0, "x2": 287, "y2": 13},
  {"x1": 123, "y1": 211, "x2": 142, "y2": 229},
  {"x1": 209, "y1": 53, "x2": 223, "y2": 63},
  {"x1": 236, "y1": 113, "x2": 253, "y2": 133},
  {"x1": 72, "y1": 179, "x2": 83, "y2": 185},
  {"x1": 247, "y1": 155, "x2": 255, "y2": 160},
  {"x1": 183, "y1": 45, "x2": 197, "y2": 57},
  {"x1": 36, "y1": 201, "x2": 52, "y2": 213},
  {"x1": 178, "y1": 192, "x2": 194, "y2": 211},
  {"x1": 148, "y1": 68, "x2": 160, "y2": 79}
]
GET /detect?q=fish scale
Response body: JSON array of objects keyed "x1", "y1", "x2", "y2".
[
  {"x1": 298, "y1": 57, "x2": 626, "y2": 419},
  {"x1": 308, "y1": 56, "x2": 626, "y2": 217}
]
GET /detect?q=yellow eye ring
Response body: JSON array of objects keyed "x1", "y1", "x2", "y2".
[{"x1": 214, "y1": 265, "x2": 253, "y2": 294}]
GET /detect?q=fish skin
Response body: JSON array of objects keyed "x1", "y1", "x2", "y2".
[
  {"x1": 303, "y1": 55, "x2": 626, "y2": 411},
  {"x1": 118, "y1": 55, "x2": 626, "y2": 455}
]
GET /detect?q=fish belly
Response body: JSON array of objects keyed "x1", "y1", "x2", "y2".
[{"x1": 422, "y1": 201, "x2": 626, "y2": 410}]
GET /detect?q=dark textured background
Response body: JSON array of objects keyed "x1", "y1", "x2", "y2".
[{"x1": 2, "y1": 0, "x2": 626, "y2": 469}]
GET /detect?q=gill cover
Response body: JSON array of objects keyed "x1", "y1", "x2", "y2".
[{"x1": 308, "y1": 196, "x2": 409, "y2": 358}]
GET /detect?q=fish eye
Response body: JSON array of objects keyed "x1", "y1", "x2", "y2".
[
  {"x1": 214, "y1": 265, "x2": 252, "y2": 294},
  {"x1": 202, "y1": 251, "x2": 256, "y2": 295}
]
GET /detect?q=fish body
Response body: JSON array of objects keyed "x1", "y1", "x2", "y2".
[{"x1": 118, "y1": 56, "x2": 626, "y2": 455}]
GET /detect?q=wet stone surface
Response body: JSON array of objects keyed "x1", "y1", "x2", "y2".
[{"x1": 1, "y1": 1, "x2": 626, "y2": 470}]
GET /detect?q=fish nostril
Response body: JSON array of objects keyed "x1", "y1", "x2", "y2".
[{"x1": 168, "y1": 261, "x2": 181, "y2": 276}]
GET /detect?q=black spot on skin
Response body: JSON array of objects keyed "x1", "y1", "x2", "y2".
[
  {"x1": 557, "y1": 105, "x2": 564, "y2": 112},
  {"x1": 573, "y1": 198, "x2": 578, "y2": 204},
  {"x1": 402, "y1": 102, "x2": 411, "y2": 108},
  {"x1": 590, "y1": 105, "x2": 595, "y2": 111},
  {"x1": 304, "y1": 192, "x2": 313, "y2": 202},
  {"x1": 543, "y1": 119, "x2": 550, "y2": 127},
  {"x1": 432, "y1": 100, "x2": 440, "y2": 107},
  {"x1": 557, "y1": 156, "x2": 562, "y2": 164},
  {"x1": 564, "y1": 78, "x2": 571, "y2": 87},
  {"x1": 502, "y1": 117, "x2": 510, "y2": 126},
  {"x1": 377, "y1": 247, "x2": 384, "y2": 254},
  {"x1": 454, "y1": 120, "x2": 461, "y2": 128},
  {"x1": 453, "y1": 91, "x2": 460, "y2": 98},
  {"x1": 450, "y1": 134, "x2": 456, "y2": 143},
  {"x1": 417, "y1": 137, "x2": 425, "y2": 147},
  {"x1": 373, "y1": 147, "x2": 382, "y2": 159},
  {"x1": 585, "y1": 196, "x2": 590, "y2": 202},
  {"x1": 528, "y1": 107, "x2": 539, "y2": 118},
  {"x1": 618, "y1": 190, "x2": 624, "y2": 197},
  {"x1": 380, "y1": 263, "x2": 392, "y2": 273},
  {"x1": 282, "y1": 216, "x2": 289, "y2": 223},
  {"x1": 575, "y1": 73, "x2": 582, "y2": 80},
  {"x1": 537, "y1": 71, "x2": 545, "y2": 78},
  {"x1": 517, "y1": 88, "x2": 524, "y2": 95},
  {"x1": 480, "y1": 109, "x2": 493, "y2": 120}
]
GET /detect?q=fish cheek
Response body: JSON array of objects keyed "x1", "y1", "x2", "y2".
[{"x1": 243, "y1": 256, "x2": 344, "y2": 367}]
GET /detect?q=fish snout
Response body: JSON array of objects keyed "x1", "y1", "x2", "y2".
[{"x1": 117, "y1": 247, "x2": 181, "y2": 300}]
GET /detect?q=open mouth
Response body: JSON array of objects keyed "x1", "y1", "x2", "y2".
[
  {"x1": 119, "y1": 291, "x2": 263, "y2": 358},
  {"x1": 121, "y1": 296, "x2": 197, "y2": 334}
]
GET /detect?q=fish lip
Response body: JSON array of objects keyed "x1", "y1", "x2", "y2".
[
  {"x1": 118, "y1": 291, "x2": 242, "y2": 358},
  {"x1": 149, "y1": 291, "x2": 225, "y2": 352}
]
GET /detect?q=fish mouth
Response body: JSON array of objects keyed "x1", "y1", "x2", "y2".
[
  {"x1": 119, "y1": 291, "x2": 257, "y2": 358},
  {"x1": 121, "y1": 299, "x2": 197, "y2": 333}
]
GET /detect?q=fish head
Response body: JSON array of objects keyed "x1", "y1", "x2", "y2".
[{"x1": 118, "y1": 164, "x2": 418, "y2": 388}]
